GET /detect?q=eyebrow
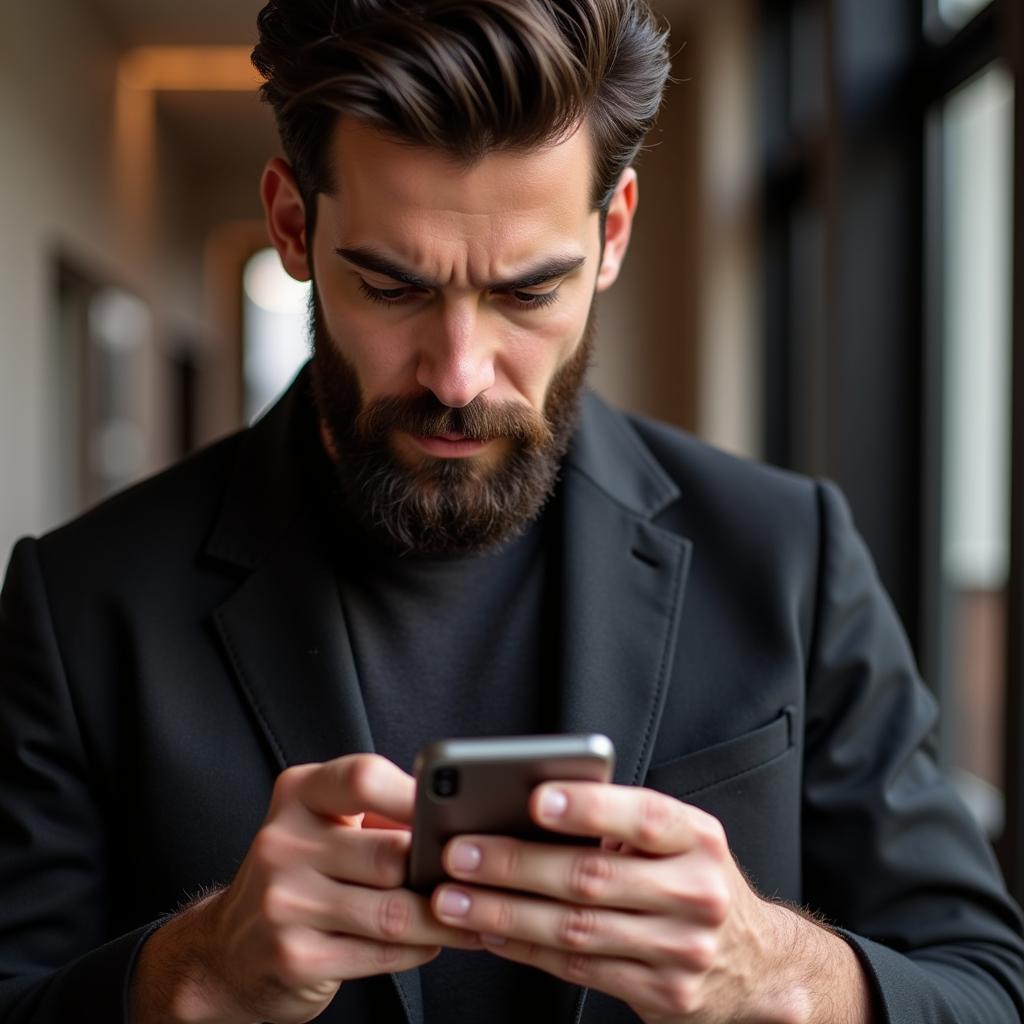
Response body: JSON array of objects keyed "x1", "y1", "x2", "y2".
[{"x1": 335, "y1": 246, "x2": 587, "y2": 291}]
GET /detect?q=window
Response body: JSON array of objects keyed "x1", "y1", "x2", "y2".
[
  {"x1": 935, "y1": 64, "x2": 1015, "y2": 837},
  {"x1": 937, "y1": 0, "x2": 993, "y2": 32},
  {"x1": 242, "y1": 247, "x2": 311, "y2": 422}
]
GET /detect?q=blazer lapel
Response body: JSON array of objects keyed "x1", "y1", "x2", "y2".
[
  {"x1": 212, "y1": 512, "x2": 373, "y2": 770},
  {"x1": 205, "y1": 371, "x2": 424, "y2": 1024},
  {"x1": 205, "y1": 370, "x2": 375, "y2": 769},
  {"x1": 556, "y1": 393, "x2": 693, "y2": 788}
]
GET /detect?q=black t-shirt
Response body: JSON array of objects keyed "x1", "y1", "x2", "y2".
[{"x1": 335, "y1": 512, "x2": 578, "y2": 1021}]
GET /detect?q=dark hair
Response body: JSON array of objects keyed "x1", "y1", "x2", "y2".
[{"x1": 252, "y1": 0, "x2": 670, "y2": 230}]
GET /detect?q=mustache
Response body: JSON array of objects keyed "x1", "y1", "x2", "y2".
[{"x1": 354, "y1": 392, "x2": 553, "y2": 449}]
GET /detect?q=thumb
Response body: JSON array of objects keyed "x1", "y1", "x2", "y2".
[{"x1": 298, "y1": 754, "x2": 416, "y2": 823}]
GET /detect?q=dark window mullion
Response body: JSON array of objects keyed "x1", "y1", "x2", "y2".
[
  {"x1": 1000, "y1": 0, "x2": 1024, "y2": 904},
  {"x1": 919, "y1": 4, "x2": 999, "y2": 102}
]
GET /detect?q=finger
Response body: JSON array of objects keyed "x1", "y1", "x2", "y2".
[
  {"x1": 441, "y1": 836, "x2": 730, "y2": 919},
  {"x1": 292, "y1": 876, "x2": 483, "y2": 951},
  {"x1": 476, "y1": 938, "x2": 691, "y2": 1019},
  {"x1": 529, "y1": 783, "x2": 725, "y2": 857},
  {"x1": 251, "y1": 813, "x2": 413, "y2": 891},
  {"x1": 278, "y1": 755, "x2": 415, "y2": 825},
  {"x1": 432, "y1": 884, "x2": 715, "y2": 967},
  {"x1": 316, "y1": 826, "x2": 412, "y2": 889}
]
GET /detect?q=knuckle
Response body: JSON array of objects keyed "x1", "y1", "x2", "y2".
[
  {"x1": 668, "y1": 932, "x2": 718, "y2": 972},
  {"x1": 373, "y1": 941, "x2": 405, "y2": 969},
  {"x1": 696, "y1": 813, "x2": 729, "y2": 857},
  {"x1": 271, "y1": 933, "x2": 312, "y2": 989},
  {"x1": 271, "y1": 764, "x2": 310, "y2": 806},
  {"x1": 697, "y1": 878, "x2": 731, "y2": 926},
  {"x1": 689, "y1": 933, "x2": 719, "y2": 972},
  {"x1": 660, "y1": 974, "x2": 701, "y2": 1015},
  {"x1": 273, "y1": 764, "x2": 302, "y2": 793},
  {"x1": 372, "y1": 833, "x2": 406, "y2": 887},
  {"x1": 493, "y1": 898, "x2": 516, "y2": 935},
  {"x1": 377, "y1": 894, "x2": 413, "y2": 940},
  {"x1": 656, "y1": 876, "x2": 687, "y2": 910},
  {"x1": 637, "y1": 792, "x2": 674, "y2": 846},
  {"x1": 495, "y1": 839, "x2": 521, "y2": 882},
  {"x1": 518, "y1": 940, "x2": 542, "y2": 967},
  {"x1": 346, "y1": 755, "x2": 385, "y2": 804},
  {"x1": 558, "y1": 907, "x2": 599, "y2": 950},
  {"x1": 567, "y1": 852, "x2": 613, "y2": 903},
  {"x1": 250, "y1": 825, "x2": 290, "y2": 869},
  {"x1": 260, "y1": 884, "x2": 297, "y2": 928},
  {"x1": 563, "y1": 951, "x2": 592, "y2": 983}
]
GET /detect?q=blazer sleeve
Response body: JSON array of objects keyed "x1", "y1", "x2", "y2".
[
  {"x1": 0, "y1": 538, "x2": 160, "y2": 1021},
  {"x1": 801, "y1": 482, "x2": 1024, "y2": 1022}
]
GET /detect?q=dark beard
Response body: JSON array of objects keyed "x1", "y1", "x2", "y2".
[{"x1": 309, "y1": 287, "x2": 594, "y2": 555}]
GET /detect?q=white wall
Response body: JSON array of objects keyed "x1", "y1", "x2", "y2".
[
  {"x1": 0, "y1": 0, "x2": 127, "y2": 558},
  {"x1": 0, "y1": 1, "x2": 248, "y2": 560}
]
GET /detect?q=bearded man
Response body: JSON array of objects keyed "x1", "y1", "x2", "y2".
[{"x1": 0, "y1": 1, "x2": 1022, "y2": 1023}]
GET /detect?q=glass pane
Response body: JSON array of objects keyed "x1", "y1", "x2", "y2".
[
  {"x1": 940, "y1": 64, "x2": 1014, "y2": 838},
  {"x1": 938, "y1": 0, "x2": 992, "y2": 32},
  {"x1": 243, "y1": 248, "x2": 312, "y2": 423}
]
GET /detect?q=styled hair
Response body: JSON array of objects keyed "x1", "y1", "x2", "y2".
[{"x1": 252, "y1": 0, "x2": 670, "y2": 228}]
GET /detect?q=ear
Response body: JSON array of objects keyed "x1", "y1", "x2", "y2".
[
  {"x1": 260, "y1": 157, "x2": 312, "y2": 282},
  {"x1": 595, "y1": 168, "x2": 639, "y2": 293}
]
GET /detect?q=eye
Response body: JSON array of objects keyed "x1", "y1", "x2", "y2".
[
  {"x1": 358, "y1": 280, "x2": 421, "y2": 306},
  {"x1": 506, "y1": 288, "x2": 561, "y2": 310}
]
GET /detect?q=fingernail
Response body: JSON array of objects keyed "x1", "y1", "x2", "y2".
[
  {"x1": 540, "y1": 788, "x2": 568, "y2": 819},
  {"x1": 481, "y1": 932, "x2": 507, "y2": 946},
  {"x1": 437, "y1": 888, "x2": 472, "y2": 918},
  {"x1": 449, "y1": 842, "x2": 482, "y2": 872}
]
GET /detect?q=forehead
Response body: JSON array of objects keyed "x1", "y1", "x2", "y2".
[{"x1": 320, "y1": 118, "x2": 596, "y2": 271}]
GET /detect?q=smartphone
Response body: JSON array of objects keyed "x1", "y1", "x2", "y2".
[{"x1": 406, "y1": 733, "x2": 615, "y2": 893}]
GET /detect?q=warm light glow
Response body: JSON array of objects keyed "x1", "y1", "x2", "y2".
[
  {"x1": 114, "y1": 77, "x2": 156, "y2": 252},
  {"x1": 113, "y1": 47, "x2": 262, "y2": 255},
  {"x1": 119, "y1": 47, "x2": 261, "y2": 92},
  {"x1": 243, "y1": 248, "x2": 312, "y2": 422},
  {"x1": 244, "y1": 249, "x2": 310, "y2": 315}
]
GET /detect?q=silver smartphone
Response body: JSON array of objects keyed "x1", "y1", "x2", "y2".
[{"x1": 406, "y1": 733, "x2": 615, "y2": 893}]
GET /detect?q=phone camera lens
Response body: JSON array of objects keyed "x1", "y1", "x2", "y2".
[{"x1": 432, "y1": 766, "x2": 459, "y2": 799}]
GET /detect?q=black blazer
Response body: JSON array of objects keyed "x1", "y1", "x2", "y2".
[{"x1": 1, "y1": 372, "x2": 1022, "y2": 1023}]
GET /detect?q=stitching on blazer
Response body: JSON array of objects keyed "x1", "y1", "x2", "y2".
[{"x1": 392, "y1": 975, "x2": 414, "y2": 1018}]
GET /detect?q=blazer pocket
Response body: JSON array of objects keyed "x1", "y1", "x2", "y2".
[{"x1": 644, "y1": 706, "x2": 796, "y2": 799}]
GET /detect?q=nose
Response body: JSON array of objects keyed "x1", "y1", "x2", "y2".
[{"x1": 415, "y1": 300, "x2": 495, "y2": 408}]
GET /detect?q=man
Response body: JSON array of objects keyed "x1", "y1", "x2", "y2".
[{"x1": 0, "y1": 0, "x2": 1022, "y2": 1021}]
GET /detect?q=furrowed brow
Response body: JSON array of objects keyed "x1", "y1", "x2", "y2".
[
  {"x1": 493, "y1": 255, "x2": 587, "y2": 291},
  {"x1": 336, "y1": 247, "x2": 434, "y2": 288},
  {"x1": 335, "y1": 247, "x2": 586, "y2": 291}
]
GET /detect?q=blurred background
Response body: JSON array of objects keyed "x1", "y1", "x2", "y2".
[{"x1": 0, "y1": 0, "x2": 1021, "y2": 897}]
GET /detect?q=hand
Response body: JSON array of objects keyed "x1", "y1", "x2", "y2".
[
  {"x1": 430, "y1": 783, "x2": 872, "y2": 1024},
  {"x1": 131, "y1": 754, "x2": 480, "y2": 1024}
]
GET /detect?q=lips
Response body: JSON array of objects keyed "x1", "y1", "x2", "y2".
[{"x1": 409, "y1": 432, "x2": 493, "y2": 458}]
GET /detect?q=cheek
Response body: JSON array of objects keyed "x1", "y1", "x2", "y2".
[
  {"x1": 321, "y1": 303, "x2": 421, "y2": 393},
  {"x1": 496, "y1": 310, "x2": 585, "y2": 406}
]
